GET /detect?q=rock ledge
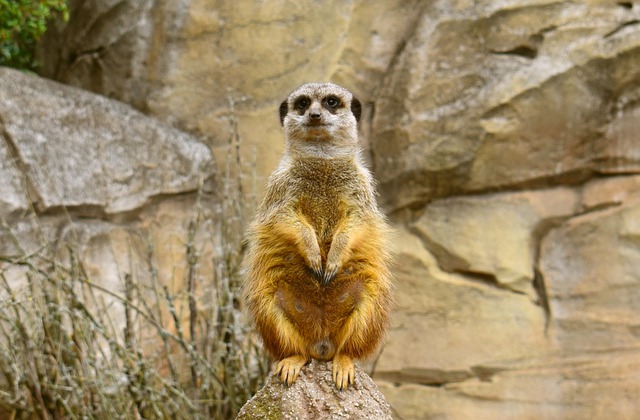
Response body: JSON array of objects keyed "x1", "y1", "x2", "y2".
[{"x1": 236, "y1": 360, "x2": 392, "y2": 420}]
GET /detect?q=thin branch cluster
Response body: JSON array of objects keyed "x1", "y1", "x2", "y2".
[{"x1": 0, "y1": 112, "x2": 266, "y2": 419}]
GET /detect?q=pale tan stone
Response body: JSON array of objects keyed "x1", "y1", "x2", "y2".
[
  {"x1": 540, "y1": 203, "x2": 640, "y2": 352},
  {"x1": 37, "y1": 0, "x2": 421, "y2": 196},
  {"x1": 51, "y1": 193, "x2": 223, "y2": 355},
  {"x1": 581, "y1": 175, "x2": 640, "y2": 210},
  {"x1": 378, "y1": 350, "x2": 640, "y2": 420},
  {"x1": 411, "y1": 188, "x2": 578, "y2": 295},
  {"x1": 377, "y1": 228, "x2": 548, "y2": 375},
  {"x1": 370, "y1": 1, "x2": 640, "y2": 211}
]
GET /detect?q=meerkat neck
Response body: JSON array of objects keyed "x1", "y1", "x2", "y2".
[{"x1": 285, "y1": 140, "x2": 359, "y2": 160}]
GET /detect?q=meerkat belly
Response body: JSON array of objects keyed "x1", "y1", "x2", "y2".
[{"x1": 274, "y1": 267, "x2": 365, "y2": 359}]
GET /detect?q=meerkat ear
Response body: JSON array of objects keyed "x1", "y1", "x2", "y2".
[
  {"x1": 351, "y1": 97, "x2": 362, "y2": 123},
  {"x1": 279, "y1": 100, "x2": 288, "y2": 125}
]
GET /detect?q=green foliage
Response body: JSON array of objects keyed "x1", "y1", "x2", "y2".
[{"x1": 0, "y1": 0, "x2": 69, "y2": 70}]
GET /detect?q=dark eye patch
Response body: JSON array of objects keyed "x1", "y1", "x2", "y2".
[
  {"x1": 324, "y1": 96, "x2": 342, "y2": 110},
  {"x1": 294, "y1": 96, "x2": 310, "y2": 111}
]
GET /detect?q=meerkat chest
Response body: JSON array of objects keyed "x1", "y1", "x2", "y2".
[
  {"x1": 296, "y1": 192, "x2": 346, "y2": 234},
  {"x1": 290, "y1": 159, "x2": 361, "y2": 235}
]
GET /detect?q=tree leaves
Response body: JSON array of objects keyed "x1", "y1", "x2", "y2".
[{"x1": 0, "y1": 0, "x2": 69, "y2": 70}]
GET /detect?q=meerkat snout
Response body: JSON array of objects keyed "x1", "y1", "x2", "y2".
[{"x1": 307, "y1": 102, "x2": 323, "y2": 124}]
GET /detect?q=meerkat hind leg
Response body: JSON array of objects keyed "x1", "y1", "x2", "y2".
[
  {"x1": 332, "y1": 354, "x2": 355, "y2": 390},
  {"x1": 276, "y1": 355, "x2": 308, "y2": 386}
]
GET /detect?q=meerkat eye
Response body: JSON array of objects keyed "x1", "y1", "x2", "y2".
[
  {"x1": 325, "y1": 96, "x2": 341, "y2": 109},
  {"x1": 294, "y1": 97, "x2": 310, "y2": 111}
]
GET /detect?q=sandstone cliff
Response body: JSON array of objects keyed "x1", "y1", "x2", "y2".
[{"x1": 0, "y1": 0, "x2": 638, "y2": 418}]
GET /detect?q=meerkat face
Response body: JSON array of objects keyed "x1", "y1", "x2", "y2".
[{"x1": 279, "y1": 83, "x2": 362, "y2": 152}]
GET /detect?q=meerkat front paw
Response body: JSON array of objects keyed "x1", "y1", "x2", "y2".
[
  {"x1": 299, "y1": 231, "x2": 323, "y2": 278},
  {"x1": 324, "y1": 231, "x2": 350, "y2": 284},
  {"x1": 324, "y1": 243, "x2": 345, "y2": 284},
  {"x1": 295, "y1": 218, "x2": 324, "y2": 278},
  {"x1": 332, "y1": 354, "x2": 355, "y2": 390},
  {"x1": 276, "y1": 355, "x2": 308, "y2": 386},
  {"x1": 306, "y1": 251, "x2": 323, "y2": 278},
  {"x1": 323, "y1": 260, "x2": 341, "y2": 284}
]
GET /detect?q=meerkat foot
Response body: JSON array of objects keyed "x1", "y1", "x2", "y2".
[
  {"x1": 332, "y1": 354, "x2": 355, "y2": 390},
  {"x1": 276, "y1": 355, "x2": 308, "y2": 386}
]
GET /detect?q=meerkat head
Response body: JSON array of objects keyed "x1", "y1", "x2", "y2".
[{"x1": 279, "y1": 83, "x2": 362, "y2": 157}]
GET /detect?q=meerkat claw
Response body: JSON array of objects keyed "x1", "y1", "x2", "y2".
[
  {"x1": 332, "y1": 354, "x2": 355, "y2": 390},
  {"x1": 276, "y1": 355, "x2": 308, "y2": 386},
  {"x1": 308, "y1": 256, "x2": 324, "y2": 279},
  {"x1": 323, "y1": 264, "x2": 339, "y2": 284}
]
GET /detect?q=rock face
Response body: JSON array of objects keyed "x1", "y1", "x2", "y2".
[
  {"x1": 0, "y1": 136, "x2": 27, "y2": 223},
  {"x1": 371, "y1": 1, "x2": 640, "y2": 212},
  {"x1": 1, "y1": 0, "x2": 635, "y2": 418},
  {"x1": 0, "y1": 68, "x2": 213, "y2": 215},
  {"x1": 411, "y1": 188, "x2": 578, "y2": 296},
  {"x1": 541, "y1": 197, "x2": 640, "y2": 353},
  {"x1": 0, "y1": 67, "x2": 218, "y2": 341},
  {"x1": 236, "y1": 360, "x2": 392, "y2": 420},
  {"x1": 37, "y1": 0, "x2": 427, "y2": 192}
]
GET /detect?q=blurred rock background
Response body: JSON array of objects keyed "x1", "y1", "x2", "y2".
[{"x1": 1, "y1": 0, "x2": 640, "y2": 418}]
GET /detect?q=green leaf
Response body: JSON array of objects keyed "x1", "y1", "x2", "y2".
[{"x1": 0, "y1": 0, "x2": 68, "y2": 70}]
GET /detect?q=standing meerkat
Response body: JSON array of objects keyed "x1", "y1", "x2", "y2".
[{"x1": 243, "y1": 82, "x2": 392, "y2": 390}]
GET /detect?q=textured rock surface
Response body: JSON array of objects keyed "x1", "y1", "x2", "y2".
[
  {"x1": 0, "y1": 136, "x2": 28, "y2": 224},
  {"x1": 541, "y1": 201, "x2": 640, "y2": 353},
  {"x1": 0, "y1": 67, "x2": 213, "y2": 214},
  {"x1": 411, "y1": 188, "x2": 578, "y2": 295},
  {"x1": 0, "y1": 67, "x2": 218, "y2": 348},
  {"x1": 37, "y1": 0, "x2": 425, "y2": 193},
  {"x1": 236, "y1": 360, "x2": 392, "y2": 420},
  {"x1": 378, "y1": 349, "x2": 640, "y2": 420},
  {"x1": 0, "y1": 0, "x2": 635, "y2": 418},
  {"x1": 371, "y1": 1, "x2": 640, "y2": 211}
]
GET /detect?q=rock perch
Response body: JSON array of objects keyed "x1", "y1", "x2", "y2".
[{"x1": 236, "y1": 360, "x2": 392, "y2": 419}]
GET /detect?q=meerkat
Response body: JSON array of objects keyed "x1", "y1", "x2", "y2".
[{"x1": 243, "y1": 82, "x2": 392, "y2": 390}]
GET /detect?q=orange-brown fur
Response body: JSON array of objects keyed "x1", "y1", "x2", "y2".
[{"x1": 243, "y1": 83, "x2": 392, "y2": 390}]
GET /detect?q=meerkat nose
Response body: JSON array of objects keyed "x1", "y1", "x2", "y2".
[{"x1": 308, "y1": 102, "x2": 323, "y2": 121}]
